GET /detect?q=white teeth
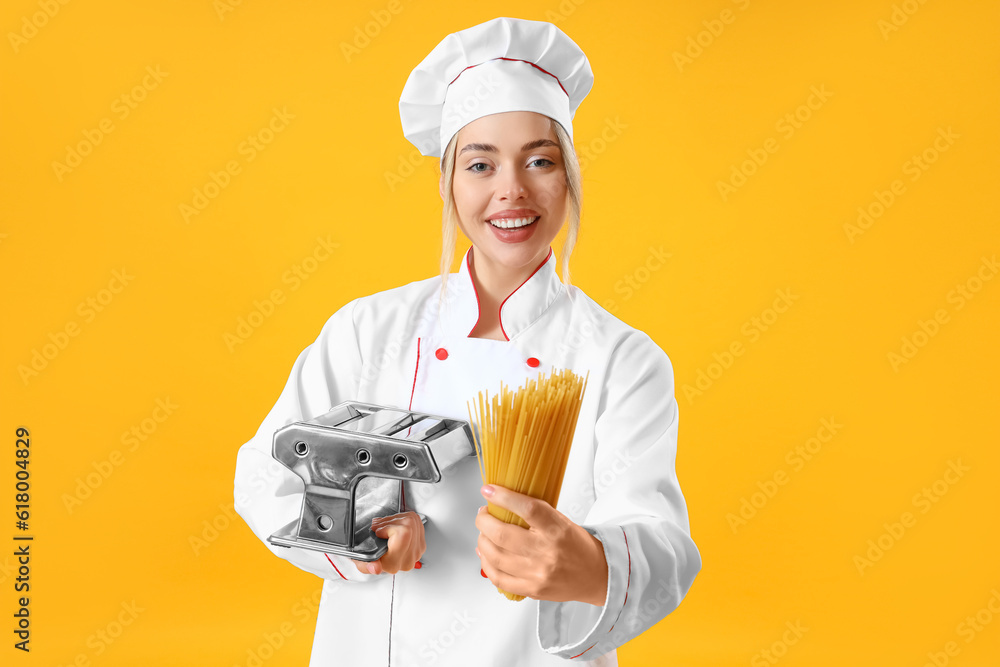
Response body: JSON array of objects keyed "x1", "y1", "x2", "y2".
[{"x1": 488, "y1": 216, "x2": 538, "y2": 229}]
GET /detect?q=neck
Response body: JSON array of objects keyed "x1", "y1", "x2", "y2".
[{"x1": 469, "y1": 248, "x2": 548, "y2": 309}]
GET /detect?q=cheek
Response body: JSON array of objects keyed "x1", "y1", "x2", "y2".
[
  {"x1": 540, "y1": 190, "x2": 568, "y2": 231},
  {"x1": 453, "y1": 192, "x2": 472, "y2": 217},
  {"x1": 453, "y1": 183, "x2": 488, "y2": 223},
  {"x1": 535, "y1": 175, "x2": 568, "y2": 211}
]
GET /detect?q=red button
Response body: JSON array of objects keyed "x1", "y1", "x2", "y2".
[
  {"x1": 526, "y1": 357, "x2": 540, "y2": 368},
  {"x1": 435, "y1": 348, "x2": 448, "y2": 360}
]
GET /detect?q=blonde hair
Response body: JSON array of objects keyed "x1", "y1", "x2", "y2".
[{"x1": 436, "y1": 117, "x2": 582, "y2": 314}]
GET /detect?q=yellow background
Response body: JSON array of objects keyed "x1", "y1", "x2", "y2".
[{"x1": 2, "y1": 0, "x2": 998, "y2": 665}]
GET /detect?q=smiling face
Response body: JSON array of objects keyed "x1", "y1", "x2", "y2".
[{"x1": 443, "y1": 111, "x2": 569, "y2": 275}]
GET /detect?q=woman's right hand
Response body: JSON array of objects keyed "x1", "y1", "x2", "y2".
[{"x1": 350, "y1": 511, "x2": 426, "y2": 575}]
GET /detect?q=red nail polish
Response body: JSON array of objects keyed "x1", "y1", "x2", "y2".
[
  {"x1": 414, "y1": 561, "x2": 422, "y2": 569},
  {"x1": 480, "y1": 568, "x2": 487, "y2": 578}
]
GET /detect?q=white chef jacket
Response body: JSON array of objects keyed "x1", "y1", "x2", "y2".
[{"x1": 233, "y1": 245, "x2": 701, "y2": 666}]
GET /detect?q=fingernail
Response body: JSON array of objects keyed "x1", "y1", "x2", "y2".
[
  {"x1": 481, "y1": 485, "x2": 494, "y2": 497},
  {"x1": 414, "y1": 561, "x2": 422, "y2": 569},
  {"x1": 476, "y1": 547, "x2": 481, "y2": 558},
  {"x1": 367, "y1": 563, "x2": 377, "y2": 574},
  {"x1": 480, "y1": 568, "x2": 487, "y2": 578}
]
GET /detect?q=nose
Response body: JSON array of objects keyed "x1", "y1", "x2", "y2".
[{"x1": 497, "y1": 165, "x2": 527, "y2": 201}]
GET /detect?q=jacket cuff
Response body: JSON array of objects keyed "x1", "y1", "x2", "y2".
[{"x1": 536, "y1": 524, "x2": 631, "y2": 660}]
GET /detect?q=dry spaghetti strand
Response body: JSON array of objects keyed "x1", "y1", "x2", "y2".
[{"x1": 465, "y1": 367, "x2": 588, "y2": 601}]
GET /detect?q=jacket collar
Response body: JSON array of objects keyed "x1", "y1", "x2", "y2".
[{"x1": 442, "y1": 245, "x2": 563, "y2": 340}]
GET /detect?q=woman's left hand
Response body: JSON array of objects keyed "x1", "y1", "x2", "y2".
[{"x1": 474, "y1": 484, "x2": 608, "y2": 606}]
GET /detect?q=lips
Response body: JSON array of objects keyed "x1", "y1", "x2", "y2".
[
  {"x1": 483, "y1": 207, "x2": 541, "y2": 243},
  {"x1": 486, "y1": 208, "x2": 539, "y2": 221}
]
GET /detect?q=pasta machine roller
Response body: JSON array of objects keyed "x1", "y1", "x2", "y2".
[{"x1": 267, "y1": 400, "x2": 476, "y2": 561}]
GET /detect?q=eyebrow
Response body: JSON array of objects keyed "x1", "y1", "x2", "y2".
[{"x1": 459, "y1": 139, "x2": 559, "y2": 155}]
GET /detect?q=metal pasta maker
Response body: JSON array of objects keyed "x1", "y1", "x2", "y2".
[{"x1": 267, "y1": 401, "x2": 475, "y2": 561}]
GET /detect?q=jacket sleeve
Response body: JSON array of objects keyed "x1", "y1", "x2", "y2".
[
  {"x1": 233, "y1": 297, "x2": 381, "y2": 583},
  {"x1": 536, "y1": 330, "x2": 702, "y2": 660}
]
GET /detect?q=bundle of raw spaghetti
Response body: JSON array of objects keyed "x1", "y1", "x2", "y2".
[{"x1": 466, "y1": 367, "x2": 589, "y2": 601}]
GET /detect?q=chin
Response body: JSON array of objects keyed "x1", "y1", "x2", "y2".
[{"x1": 479, "y1": 241, "x2": 548, "y2": 267}]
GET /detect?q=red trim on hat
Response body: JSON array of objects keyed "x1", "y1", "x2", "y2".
[{"x1": 449, "y1": 57, "x2": 568, "y2": 96}]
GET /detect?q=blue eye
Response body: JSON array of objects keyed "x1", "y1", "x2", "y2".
[{"x1": 465, "y1": 158, "x2": 554, "y2": 173}]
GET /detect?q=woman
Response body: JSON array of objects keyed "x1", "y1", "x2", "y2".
[{"x1": 234, "y1": 16, "x2": 700, "y2": 666}]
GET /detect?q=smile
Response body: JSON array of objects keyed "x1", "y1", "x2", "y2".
[{"x1": 487, "y1": 216, "x2": 539, "y2": 229}]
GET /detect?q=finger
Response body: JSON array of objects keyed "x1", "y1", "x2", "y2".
[
  {"x1": 375, "y1": 519, "x2": 425, "y2": 553},
  {"x1": 374, "y1": 522, "x2": 423, "y2": 573},
  {"x1": 475, "y1": 505, "x2": 534, "y2": 556},
  {"x1": 370, "y1": 514, "x2": 405, "y2": 529},
  {"x1": 370, "y1": 511, "x2": 420, "y2": 533},
  {"x1": 477, "y1": 531, "x2": 534, "y2": 580},
  {"x1": 481, "y1": 485, "x2": 559, "y2": 532},
  {"x1": 374, "y1": 523, "x2": 405, "y2": 573},
  {"x1": 350, "y1": 558, "x2": 381, "y2": 575},
  {"x1": 478, "y1": 548, "x2": 530, "y2": 599},
  {"x1": 378, "y1": 510, "x2": 420, "y2": 522}
]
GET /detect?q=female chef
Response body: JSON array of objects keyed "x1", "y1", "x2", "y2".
[{"x1": 234, "y1": 16, "x2": 701, "y2": 666}]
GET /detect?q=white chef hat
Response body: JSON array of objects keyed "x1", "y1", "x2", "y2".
[{"x1": 399, "y1": 17, "x2": 594, "y2": 159}]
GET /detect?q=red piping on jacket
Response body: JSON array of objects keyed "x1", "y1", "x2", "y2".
[
  {"x1": 449, "y1": 57, "x2": 568, "y2": 96},
  {"x1": 328, "y1": 336, "x2": 424, "y2": 583},
  {"x1": 402, "y1": 336, "x2": 421, "y2": 509},
  {"x1": 324, "y1": 553, "x2": 348, "y2": 580},
  {"x1": 408, "y1": 337, "x2": 421, "y2": 411},
  {"x1": 388, "y1": 335, "x2": 425, "y2": 663},
  {"x1": 467, "y1": 247, "x2": 553, "y2": 340},
  {"x1": 568, "y1": 527, "x2": 632, "y2": 659},
  {"x1": 609, "y1": 528, "x2": 632, "y2": 632}
]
